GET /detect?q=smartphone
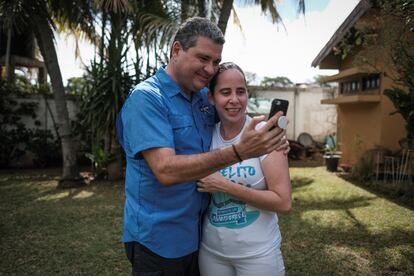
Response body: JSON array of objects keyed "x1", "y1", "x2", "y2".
[{"x1": 269, "y1": 99, "x2": 289, "y2": 129}]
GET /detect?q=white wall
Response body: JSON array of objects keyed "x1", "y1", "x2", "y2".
[
  {"x1": 11, "y1": 94, "x2": 79, "y2": 137},
  {"x1": 12, "y1": 86, "x2": 337, "y2": 146},
  {"x1": 252, "y1": 86, "x2": 337, "y2": 143},
  {"x1": 5, "y1": 94, "x2": 79, "y2": 167}
]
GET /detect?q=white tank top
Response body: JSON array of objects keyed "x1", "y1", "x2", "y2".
[{"x1": 201, "y1": 115, "x2": 281, "y2": 258}]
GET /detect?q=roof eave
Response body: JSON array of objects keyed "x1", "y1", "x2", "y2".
[{"x1": 311, "y1": 0, "x2": 372, "y2": 68}]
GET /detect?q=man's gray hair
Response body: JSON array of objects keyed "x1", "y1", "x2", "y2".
[{"x1": 172, "y1": 17, "x2": 225, "y2": 51}]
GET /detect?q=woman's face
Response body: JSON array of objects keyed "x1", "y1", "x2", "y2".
[{"x1": 209, "y1": 68, "x2": 248, "y2": 125}]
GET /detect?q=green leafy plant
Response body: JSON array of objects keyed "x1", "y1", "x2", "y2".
[
  {"x1": 85, "y1": 145, "x2": 114, "y2": 180},
  {"x1": 324, "y1": 134, "x2": 341, "y2": 157},
  {"x1": 324, "y1": 145, "x2": 340, "y2": 156},
  {"x1": 384, "y1": 87, "x2": 414, "y2": 146},
  {"x1": 352, "y1": 155, "x2": 375, "y2": 182},
  {"x1": 333, "y1": 29, "x2": 367, "y2": 60},
  {"x1": 26, "y1": 129, "x2": 61, "y2": 168},
  {"x1": 0, "y1": 80, "x2": 61, "y2": 168}
]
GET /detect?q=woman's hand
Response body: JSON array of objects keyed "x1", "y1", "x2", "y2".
[{"x1": 197, "y1": 172, "x2": 229, "y2": 193}]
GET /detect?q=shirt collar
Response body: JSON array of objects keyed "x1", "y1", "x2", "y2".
[
  {"x1": 156, "y1": 66, "x2": 181, "y2": 98},
  {"x1": 156, "y1": 66, "x2": 206, "y2": 103}
]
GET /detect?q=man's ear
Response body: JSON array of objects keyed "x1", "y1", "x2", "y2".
[
  {"x1": 171, "y1": 41, "x2": 182, "y2": 60},
  {"x1": 207, "y1": 90, "x2": 215, "y2": 105}
]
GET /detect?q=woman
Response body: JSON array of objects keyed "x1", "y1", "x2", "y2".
[{"x1": 197, "y1": 62, "x2": 291, "y2": 276}]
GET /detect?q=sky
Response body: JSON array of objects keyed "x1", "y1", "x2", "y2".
[{"x1": 55, "y1": 0, "x2": 360, "y2": 85}]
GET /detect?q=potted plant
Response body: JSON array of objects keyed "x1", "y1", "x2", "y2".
[{"x1": 323, "y1": 144, "x2": 342, "y2": 172}]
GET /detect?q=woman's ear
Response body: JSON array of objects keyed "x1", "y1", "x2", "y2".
[{"x1": 207, "y1": 90, "x2": 215, "y2": 105}]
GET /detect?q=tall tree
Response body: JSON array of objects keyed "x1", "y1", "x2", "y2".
[
  {"x1": 79, "y1": 0, "x2": 135, "y2": 180},
  {"x1": 372, "y1": 0, "x2": 414, "y2": 146},
  {"x1": 261, "y1": 76, "x2": 293, "y2": 88},
  {"x1": 0, "y1": 0, "x2": 95, "y2": 187}
]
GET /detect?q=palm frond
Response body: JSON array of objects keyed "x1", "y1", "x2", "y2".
[
  {"x1": 135, "y1": 11, "x2": 179, "y2": 50},
  {"x1": 0, "y1": 0, "x2": 29, "y2": 34},
  {"x1": 94, "y1": 0, "x2": 133, "y2": 14},
  {"x1": 231, "y1": 7, "x2": 246, "y2": 39},
  {"x1": 297, "y1": 0, "x2": 305, "y2": 15}
]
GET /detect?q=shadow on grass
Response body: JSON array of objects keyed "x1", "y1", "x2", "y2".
[
  {"x1": 0, "y1": 168, "x2": 60, "y2": 182},
  {"x1": 1, "y1": 168, "x2": 413, "y2": 275},
  {"x1": 0, "y1": 167, "x2": 125, "y2": 204},
  {"x1": 281, "y1": 174, "x2": 414, "y2": 275},
  {"x1": 337, "y1": 173, "x2": 414, "y2": 211},
  {"x1": 282, "y1": 212, "x2": 414, "y2": 274},
  {"x1": 291, "y1": 176, "x2": 314, "y2": 189},
  {"x1": 0, "y1": 168, "x2": 128, "y2": 275}
]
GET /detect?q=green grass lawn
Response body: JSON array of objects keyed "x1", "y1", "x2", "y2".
[{"x1": 0, "y1": 167, "x2": 413, "y2": 275}]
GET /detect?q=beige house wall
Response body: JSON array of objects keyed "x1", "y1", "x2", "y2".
[
  {"x1": 315, "y1": 4, "x2": 409, "y2": 165},
  {"x1": 326, "y1": 60, "x2": 406, "y2": 164},
  {"x1": 337, "y1": 103, "x2": 382, "y2": 164}
]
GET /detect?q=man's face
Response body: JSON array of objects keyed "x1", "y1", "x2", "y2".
[{"x1": 171, "y1": 36, "x2": 223, "y2": 94}]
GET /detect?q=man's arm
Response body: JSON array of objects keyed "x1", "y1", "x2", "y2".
[{"x1": 143, "y1": 112, "x2": 286, "y2": 186}]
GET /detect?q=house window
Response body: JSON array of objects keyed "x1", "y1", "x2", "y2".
[
  {"x1": 362, "y1": 74, "x2": 380, "y2": 91},
  {"x1": 340, "y1": 73, "x2": 380, "y2": 94},
  {"x1": 340, "y1": 79, "x2": 360, "y2": 94}
]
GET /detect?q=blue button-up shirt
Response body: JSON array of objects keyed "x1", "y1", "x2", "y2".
[{"x1": 117, "y1": 67, "x2": 214, "y2": 258}]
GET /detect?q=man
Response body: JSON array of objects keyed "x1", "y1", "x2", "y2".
[{"x1": 117, "y1": 17, "x2": 288, "y2": 276}]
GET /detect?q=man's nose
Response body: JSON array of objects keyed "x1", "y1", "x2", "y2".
[{"x1": 204, "y1": 62, "x2": 216, "y2": 75}]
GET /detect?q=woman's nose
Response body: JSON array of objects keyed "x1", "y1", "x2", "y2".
[{"x1": 229, "y1": 93, "x2": 238, "y2": 103}]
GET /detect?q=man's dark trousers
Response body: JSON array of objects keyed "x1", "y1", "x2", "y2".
[{"x1": 125, "y1": 242, "x2": 200, "y2": 276}]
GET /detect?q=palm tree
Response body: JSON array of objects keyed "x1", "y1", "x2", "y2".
[
  {"x1": 0, "y1": 0, "x2": 95, "y2": 187},
  {"x1": 79, "y1": 0, "x2": 135, "y2": 180},
  {"x1": 79, "y1": 0, "x2": 196, "y2": 180},
  {"x1": 217, "y1": 0, "x2": 306, "y2": 34},
  {"x1": 77, "y1": 0, "x2": 213, "y2": 180}
]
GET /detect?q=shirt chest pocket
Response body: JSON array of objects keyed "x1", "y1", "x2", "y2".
[
  {"x1": 168, "y1": 114, "x2": 194, "y2": 151},
  {"x1": 169, "y1": 114, "x2": 193, "y2": 129}
]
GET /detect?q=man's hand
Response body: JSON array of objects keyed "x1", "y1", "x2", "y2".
[
  {"x1": 277, "y1": 135, "x2": 290, "y2": 155},
  {"x1": 197, "y1": 172, "x2": 228, "y2": 193},
  {"x1": 235, "y1": 111, "x2": 287, "y2": 160}
]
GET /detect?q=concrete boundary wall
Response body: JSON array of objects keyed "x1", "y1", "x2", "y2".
[
  {"x1": 251, "y1": 86, "x2": 337, "y2": 143},
  {"x1": 11, "y1": 86, "x2": 337, "y2": 144},
  {"x1": 9, "y1": 94, "x2": 79, "y2": 137}
]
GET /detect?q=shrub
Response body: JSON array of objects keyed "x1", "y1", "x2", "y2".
[
  {"x1": 352, "y1": 155, "x2": 375, "y2": 182},
  {"x1": 0, "y1": 80, "x2": 61, "y2": 168}
]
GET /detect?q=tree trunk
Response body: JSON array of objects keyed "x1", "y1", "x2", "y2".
[
  {"x1": 181, "y1": 0, "x2": 190, "y2": 21},
  {"x1": 198, "y1": 0, "x2": 206, "y2": 17},
  {"x1": 107, "y1": 139, "x2": 123, "y2": 181},
  {"x1": 5, "y1": 27, "x2": 14, "y2": 83},
  {"x1": 32, "y1": 15, "x2": 84, "y2": 188},
  {"x1": 218, "y1": 0, "x2": 234, "y2": 34}
]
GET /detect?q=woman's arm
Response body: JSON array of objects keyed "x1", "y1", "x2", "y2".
[{"x1": 197, "y1": 150, "x2": 292, "y2": 214}]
